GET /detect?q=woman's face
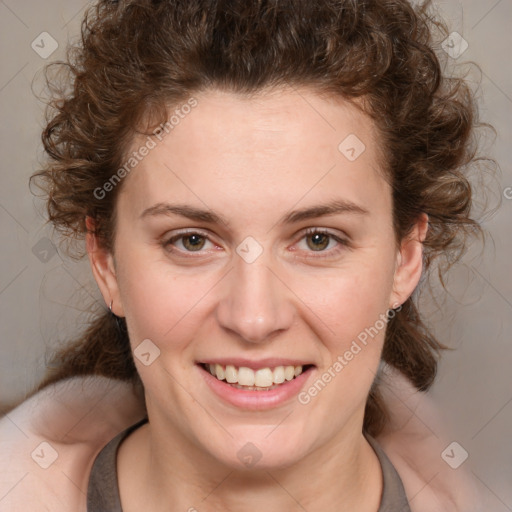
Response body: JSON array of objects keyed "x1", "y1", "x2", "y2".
[{"x1": 90, "y1": 87, "x2": 425, "y2": 469}]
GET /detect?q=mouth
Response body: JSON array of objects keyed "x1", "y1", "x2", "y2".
[{"x1": 198, "y1": 362, "x2": 315, "y2": 391}]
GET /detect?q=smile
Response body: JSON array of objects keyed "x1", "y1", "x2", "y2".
[
  {"x1": 197, "y1": 362, "x2": 316, "y2": 410},
  {"x1": 201, "y1": 363, "x2": 312, "y2": 390}
]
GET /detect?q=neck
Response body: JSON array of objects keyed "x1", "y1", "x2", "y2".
[{"x1": 117, "y1": 414, "x2": 382, "y2": 512}]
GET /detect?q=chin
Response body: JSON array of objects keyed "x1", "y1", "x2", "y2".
[{"x1": 206, "y1": 427, "x2": 312, "y2": 471}]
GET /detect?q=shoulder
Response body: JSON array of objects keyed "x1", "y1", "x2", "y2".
[
  {"x1": 0, "y1": 376, "x2": 145, "y2": 511},
  {"x1": 375, "y1": 364, "x2": 483, "y2": 512}
]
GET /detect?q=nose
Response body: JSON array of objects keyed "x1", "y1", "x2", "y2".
[{"x1": 215, "y1": 253, "x2": 295, "y2": 344}]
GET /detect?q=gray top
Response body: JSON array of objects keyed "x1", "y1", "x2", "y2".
[{"x1": 87, "y1": 418, "x2": 411, "y2": 512}]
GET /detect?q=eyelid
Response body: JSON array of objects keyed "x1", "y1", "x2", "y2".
[
  {"x1": 163, "y1": 227, "x2": 213, "y2": 239},
  {"x1": 299, "y1": 226, "x2": 349, "y2": 240}
]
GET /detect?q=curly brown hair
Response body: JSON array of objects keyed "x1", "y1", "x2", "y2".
[{"x1": 30, "y1": 0, "x2": 485, "y2": 436}]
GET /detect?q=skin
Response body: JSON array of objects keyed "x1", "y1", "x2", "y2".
[
  {"x1": 88, "y1": 87, "x2": 428, "y2": 512},
  {"x1": 2, "y1": 86, "x2": 458, "y2": 512}
]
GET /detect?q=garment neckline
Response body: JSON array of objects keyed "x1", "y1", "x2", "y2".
[{"x1": 87, "y1": 418, "x2": 410, "y2": 512}]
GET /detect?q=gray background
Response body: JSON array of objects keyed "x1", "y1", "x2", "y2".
[{"x1": 0, "y1": 0, "x2": 511, "y2": 509}]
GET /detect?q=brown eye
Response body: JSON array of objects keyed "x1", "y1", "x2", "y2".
[
  {"x1": 162, "y1": 231, "x2": 214, "y2": 254},
  {"x1": 181, "y1": 234, "x2": 206, "y2": 251},
  {"x1": 306, "y1": 232, "x2": 330, "y2": 251},
  {"x1": 295, "y1": 228, "x2": 349, "y2": 258}
]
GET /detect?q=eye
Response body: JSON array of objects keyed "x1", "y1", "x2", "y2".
[
  {"x1": 161, "y1": 228, "x2": 349, "y2": 259},
  {"x1": 294, "y1": 228, "x2": 348, "y2": 256},
  {"x1": 162, "y1": 230, "x2": 217, "y2": 254}
]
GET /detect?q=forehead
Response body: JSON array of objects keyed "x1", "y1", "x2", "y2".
[{"x1": 117, "y1": 87, "x2": 391, "y2": 223}]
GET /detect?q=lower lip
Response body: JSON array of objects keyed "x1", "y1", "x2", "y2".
[{"x1": 197, "y1": 364, "x2": 315, "y2": 410}]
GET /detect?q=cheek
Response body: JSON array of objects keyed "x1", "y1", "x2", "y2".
[
  {"x1": 293, "y1": 260, "x2": 395, "y2": 347},
  {"x1": 114, "y1": 241, "x2": 396, "y2": 359},
  {"x1": 115, "y1": 254, "x2": 218, "y2": 348}
]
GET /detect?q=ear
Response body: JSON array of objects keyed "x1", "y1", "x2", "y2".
[
  {"x1": 85, "y1": 216, "x2": 125, "y2": 317},
  {"x1": 389, "y1": 213, "x2": 429, "y2": 308}
]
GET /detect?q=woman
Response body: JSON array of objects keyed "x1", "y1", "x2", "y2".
[{"x1": 1, "y1": 0, "x2": 486, "y2": 510}]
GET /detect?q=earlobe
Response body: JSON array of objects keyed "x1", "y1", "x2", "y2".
[
  {"x1": 85, "y1": 216, "x2": 124, "y2": 317},
  {"x1": 390, "y1": 213, "x2": 429, "y2": 307}
]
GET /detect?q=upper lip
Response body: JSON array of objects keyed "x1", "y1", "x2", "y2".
[{"x1": 198, "y1": 358, "x2": 315, "y2": 371}]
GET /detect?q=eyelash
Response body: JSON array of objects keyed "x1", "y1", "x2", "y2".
[{"x1": 161, "y1": 228, "x2": 349, "y2": 259}]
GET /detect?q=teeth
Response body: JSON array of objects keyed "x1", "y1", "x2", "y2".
[
  {"x1": 273, "y1": 366, "x2": 285, "y2": 384},
  {"x1": 215, "y1": 364, "x2": 225, "y2": 380},
  {"x1": 225, "y1": 364, "x2": 238, "y2": 383},
  {"x1": 284, "y1": 366, "x2": 295, "y2": 381},
  {"x1": 255, "y1": 368, "x2": 273, "y2": 387},
  {"x1": 205, "y1": 363, "x2": 306, "y2": 387},
  {"x1": 238, "y1": 367, "x2": 255, "y2": 386}
]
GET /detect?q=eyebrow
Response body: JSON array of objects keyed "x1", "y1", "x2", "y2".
[{"x1": 139, "y1": 199, "x2": 369, "y2": 225}]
